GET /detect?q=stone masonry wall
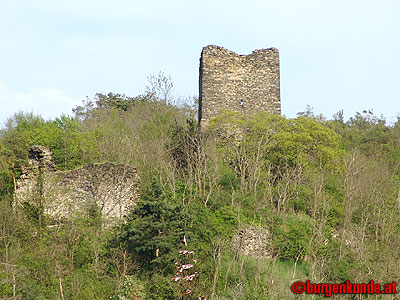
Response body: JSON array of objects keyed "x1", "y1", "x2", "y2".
[
  {"x1": 199, "y1": 45, "x2": 281, "y2": 126},
  {"x1": 15, "y1": 146, "x2": 140, "y2": 222},
  {"x1": 232, "y1": 226, "x2": 272, "y2": 259}
]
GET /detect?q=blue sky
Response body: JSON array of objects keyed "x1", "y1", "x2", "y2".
[{"x1": 1, "y1": 0, "x2": 399, "y2": 127}]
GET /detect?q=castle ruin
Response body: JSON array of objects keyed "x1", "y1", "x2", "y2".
[
  {"x1": 15, "y1": 146, "x2": 140, "y2": 222},
  {"x1": 199, "y1": 45, "x2": 281, "y2": 126}
]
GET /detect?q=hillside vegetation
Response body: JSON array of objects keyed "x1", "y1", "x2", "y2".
[{"x1": 1, "y1": 87, "x2": 400, "y2": 299}]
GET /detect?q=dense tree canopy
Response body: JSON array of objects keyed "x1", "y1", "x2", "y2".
[{"x1": 1, "y1": 86, "x2": 400, "y2": 299}]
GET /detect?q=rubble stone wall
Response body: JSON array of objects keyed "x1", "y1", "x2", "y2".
[
  {"x1": 15, "y1": 146, "x2": 140, "y2": 221},
  {"x1": 232, "y1": 226, "x2": 272, "y2": 259},
  {"x1": 199, "y1": 45, "x2": 281, "y2": 126}
]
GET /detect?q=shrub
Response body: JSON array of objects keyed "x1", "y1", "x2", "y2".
[{"x1": 272, "y1": 214, "x2": 312, "y2": 261}]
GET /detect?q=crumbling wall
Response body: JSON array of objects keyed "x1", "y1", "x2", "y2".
[
  {"x1": 15, "y1": 146, "x2": 140, "y2": 221},
  {"x1": 232, "y1": 226, "x2": 272, "y2": 259},
  {"x1": 199, "y1": 45, "x2": 281, "y2": 126}
]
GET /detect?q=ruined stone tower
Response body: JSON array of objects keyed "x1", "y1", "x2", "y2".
[{"x1": 199, "y1": 45, "x2": 281, "y2": 126}]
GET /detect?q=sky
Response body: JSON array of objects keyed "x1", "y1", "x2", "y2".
[{"x1": 0, "y1": 0, "x2": 399, "y2": 127}]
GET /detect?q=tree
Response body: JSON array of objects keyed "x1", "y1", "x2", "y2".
[
  {"x1": 0, "y1": 132, "x2": 29, "y2": 197},
  {"x1": 53, "y1": 115, "x2": 99, "y2": 169},
  {"x1": 119, "y1": 180, "x2": 188, "y2": 273},
  {"x1": 145, "y1": 71, "x2": 174, "y2": 104}
]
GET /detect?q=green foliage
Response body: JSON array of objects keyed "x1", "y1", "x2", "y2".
[
  {"x1": 53, "y1": 115, "x2": 100, "y2": 169},
  {"x1": 327, "y1": 201, "x2": 344, "y2": 228},
  {"x1": 95, "y1": 93, "x2": 141, "y2": 112},
  {"x1": 0, "y1": 169, "x2": 13, "y2": 202},
  {"x1": 3, "y1": 112, "x2": 59, "y2": 148},
  {"x1": 325, "y1": 252, "x2": 356, "y2": 282},
  {"x1": 272, "y1": 214, "x2": 312, "y2": 261},
  {"x1": 110, "y1": 275, "x2": 146, "y2": 300},
  {"x1": 3, "y1": 96, "x2": 400, "y2": 299},
  {"x1": 291, "y1": 185, "x2": 311, "y2": 213},
  {"x1": 146, "y1": 275, "x2": 176, "y2": 300},
  {"x1": 185, "y1": 204, "x2": 239, "y2": 256},
  {"x1": 73, "y1": 93, "x2": 148, "y2": 120},
  {"x1": 219, "y1": 169, "x2": 240, "y2": 192},
  {"x1": 0, "y1": 282, "x2": 13, "y2": 298},
  {"x1": 210, "y1": 206, "x2": 238, "y2": 238},
  {"x1": 64, "y1": 269, "x2": 116, "y2": 300},
  {"x1": 209, "y1": 111, "x2": 343, "y2": 172},
  {"x1": 119, "y1": 180, "x2": 188, "y2": 272},
  {"x1": 166, "y1": 118, "x2": 198, "y2": 171},
  {"x1": 22, "y1": 202, "x2": 44, "y2": 227},
  {"x1": 0, "y1": 113, "x2": 100, "y2": 173},
  {"x1": 217, "y1": 254, "x2": 311, "y2": 299}
]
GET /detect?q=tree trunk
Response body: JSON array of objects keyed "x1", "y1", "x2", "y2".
[
  {"x1": 58, "y1": 276, "x2": 65, "y2": 300},
  {"x1": 11, "y1": 164, "x2": 17, "y2": 195},
  {"x1": 13, "y1": 270, "x2": 16, "y2": 300}
]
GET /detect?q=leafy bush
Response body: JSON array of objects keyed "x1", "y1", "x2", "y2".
[
  {"x1": 272, "y1": 214, "x2": 312, "y2": 261},
  {"x1": 119, "y1": 180, "x2": 188, "y2": 272},
  {"x1": 110, "y1": 275, "x2": 146, "y2": 300}
]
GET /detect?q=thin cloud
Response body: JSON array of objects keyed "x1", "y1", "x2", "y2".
[{"x1": 0, "y1": 80, "x2": 82, "y2": 127}]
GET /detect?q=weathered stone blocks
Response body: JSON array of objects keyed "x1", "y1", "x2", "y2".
[
  {"x1": 199, "y1": 45, "x2": 281, "y2": 126},
  {"x1": 15, "y1": 146, "x2": 140, "y2": 222}
]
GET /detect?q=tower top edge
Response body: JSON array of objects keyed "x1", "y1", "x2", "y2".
[{"x1": 201, "y1": 45, "x2": 279, "y2": 57}]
